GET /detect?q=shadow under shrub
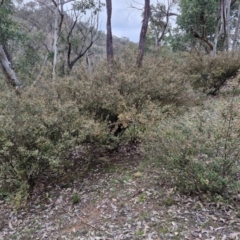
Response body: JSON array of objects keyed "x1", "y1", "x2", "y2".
[{"x1": 143, "y1": 101, "x2": 240, "y2": 197}]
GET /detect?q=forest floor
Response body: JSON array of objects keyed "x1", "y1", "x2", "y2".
[{"x1": 1, "y1": 141, "x2": 240, "y2": 240}]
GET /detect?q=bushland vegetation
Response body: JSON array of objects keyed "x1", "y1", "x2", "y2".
[
  {"x1": 1, "y1": 46, "x2": 240, "y2": 206},
  {"x1": 2, "y1": 0, "x2": 240, "y2": 209}
]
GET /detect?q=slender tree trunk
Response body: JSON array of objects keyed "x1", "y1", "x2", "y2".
[
  {"x1": 52, "y1": 2, "x2": 59, "y2": 81},
  {"x1": 86, "y1": 51, "x2": 94, "y2": 73},
  {"x1": 106, "y1": 0, "x2": 114, "y2": 69},
  {"x1": 226, "y1": 0, "x2": 231, "y2": 51},
  {"x1": 221, "y1": 0, "x2": 228, "y2": 50},
  {"x1": 136, "y1": 0, "x2": 150, "y2": 68},
  {"x1": 157, "y1": 22, "x2": 168, "y2": 47},
  {"x1": 156, "y1": 2, "x2": 172, "y2": 48},
  {"x1": 154, "y1": 27, "x2": 158, "y2": 50},
  {"x1": 232, "y1": 3, "x2": 240, "y2": 49},
  {"x1": 213, "y1": 0, "x2": 221, "y2": 57},
  {"x1": 0, "y1": 44, "x2": 22, "y2": 88}
]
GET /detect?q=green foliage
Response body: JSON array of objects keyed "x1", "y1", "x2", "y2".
[
  {"x1": 177, "y1": 0, "x2": 218, "y2": 35},
  {"x1": 0, "y1": 1, "x2": 45, "y2": 84},
  {"x1": 73, "y1": 0, "x2": 104, "y2": 14},
  {"x1": 14, "y1": 32, "x2": 46, "y2": 83},
  {"x1": 72, "y1": 193, "x2": 81, "y2": 204},
  {"x1": 175, "y1": 0, "x2": 218, "y2": 51},
  {"x1": 0, "y1": 48, "x2": 192, "y2": 206},
  {"x1": 0, "y1": 0, "x2": 15, "y2": 44},
  {"x1": 0, "y1": 80, "x2": 114, "y2": 204},
  {"x1": 144, "y1": 99, "x2": 240, "y2": 197},
  {"x1": 4, "y1": 0, "x2": 240, "y2": 210},
  {"x1": 52, "y1": 48, "x2": 190, "y2": 135},
  {"x1": 4, "y1": 47, "x2": 240, "y2": 206},
  {"x1": 166, "y1": 28, "x2": 192, "y2": 52},
  {"x1": 183, "y1": 52, "x2": 240, "y2": 93}
]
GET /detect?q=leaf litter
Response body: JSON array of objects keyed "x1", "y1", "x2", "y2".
[{"x1": 0, "y1": 143, "x2": 240, "y2": 239}]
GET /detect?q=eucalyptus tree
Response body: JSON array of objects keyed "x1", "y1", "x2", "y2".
[
  {"x1": 149, "y1": 0, "x2": 177, "y2": 50},
  {"x1": 65, "y1": 0, "x2": 103, "y2": 72},
  {"x1": 226, "y1": 0, "x2": 232, "y2": 51},
  {"x1": 34, "y1": 0, "x2": 103, "y2": 78},
  {"x1": 232, "y1": 1, "x2": 240, "y2": 49},
  {"x1": 13, "y1": 1, "x2": 54, "y2": 83},
  {"x1": 34, "y1": 0, "x2": 75, "y2": 80},
  {"x1": 0, "y1": 0, "x2": 22, "y2": 88},
  {"x1": 177, "y1": 0, "x2": 218, "y2": 53},
  {"x1": 177, "y1": 0, "x2": 239, "y2": 55}
]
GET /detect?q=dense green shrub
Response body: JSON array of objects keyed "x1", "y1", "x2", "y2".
[
  {"x1": 0, "y1": 49, "x2": 209, "y2": 205},
  {"x1": 0, "y1": 81, "x2": 113, "y2": 204},
  {"x1": 183, "y1": 52, "x2": 240, "y2": 94},
  {"x1": 143, "y1": 99, "x2": 240, "y2": 197},
  {"x1": 51, "y1": 52, "x2": 192, "y2": 139}
]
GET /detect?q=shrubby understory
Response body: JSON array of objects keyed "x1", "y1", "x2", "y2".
[
  {"x1": 144, "y1": 99, "x2": 240, "y2": 196},
  {"x1": 1, "y1": 50, "x2": 240, "y2": 205}
]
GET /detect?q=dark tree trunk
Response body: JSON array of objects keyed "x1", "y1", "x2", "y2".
[
  {"x1": 136, "y1": 0, "x2": 150, "y2": 68},
  {"x1": 106, "y1": 0, "x2": 114, "y2": 68}
]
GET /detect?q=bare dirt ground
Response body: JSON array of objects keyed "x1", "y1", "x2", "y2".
[{"x1": 1, "y1": 143, "x2": 240, "y2": 240}]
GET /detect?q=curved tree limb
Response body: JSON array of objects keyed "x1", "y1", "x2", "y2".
[{"x1": 190, "y1": 27, "x2": 213, "y2": 51}]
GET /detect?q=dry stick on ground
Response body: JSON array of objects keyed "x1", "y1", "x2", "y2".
[
  {"x1": 77, "y1": 214, "x2": 113, "y2": 236},
  {"x1": 77, "y1": 216, "x2": 98, "y2": 230}
]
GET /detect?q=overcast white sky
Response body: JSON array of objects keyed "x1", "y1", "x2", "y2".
[
  {"x1": 24, "y1": 0, "x2": 176, "y2": 43},
  {"x1": 99, "y1": 0, "x2": 171, "y2": 42}
]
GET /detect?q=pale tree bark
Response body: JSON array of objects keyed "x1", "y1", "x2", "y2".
[
  {"x1": 136, "y1": 0, "x2": 150, "y2": 68},
  {"x1": 154, "y1": 26, "x2": 158, "y2": 49},
  {"x1": 52, "y1": 0, "x2": 59, "y2": 81},
  {"x1": 50, "y1": 0, "x2": 73, "y2": 80},
  {"x1": 106, "y1": 0, "x2": 114, "y2": 69},
  {"x1": 232, "y1": 3, "x2": 240, "y2": 49},
  {"x1": 221, "y1": 0, "x2": 228, "y2": 50},
  {"x1": 0, "y1": 44, "x2": 22, "y2": 88},
  {"x1": 86, "y1": 51, "x2": 94, "y2": 73},
  {"x1": 213, "y1": 0, "x2": 221, "y2": 57},
  {"x1": 38, "y1": 0, "x2": 101, "y2": 73},
  {"x1": 226, "y1": 0, "x2": 231, "y2": 51}
]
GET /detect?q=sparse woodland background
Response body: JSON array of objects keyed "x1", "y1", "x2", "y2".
[{"x1": 2, "y1": 0, "x2": 240, "y2": 207}]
